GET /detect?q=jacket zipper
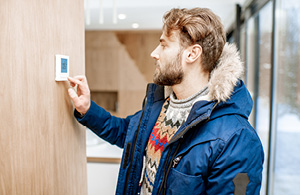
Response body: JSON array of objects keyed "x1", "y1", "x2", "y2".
[
  {"x1": 162, "y1": 139, "x2": 184, "y2": 194},
  {"x1": 158, "y1": 120, "x2": 206, "y2": 194},
  {"x1": 157, "y1": 145, "x2": 173, "y2": 194},
  {"x1": 159, "y1": 101, "x2": 219, "y2": 194},
  {"x1": 172, "y1": 156, "x2": 182, "y2": 168},
  {"x1": 123, "y1": 86, "x2": 149, "y2": 194}
]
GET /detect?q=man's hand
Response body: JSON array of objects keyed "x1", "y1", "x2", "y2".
[{"x1": 67, "y1": 76, "x2": 91, "y2": 115}]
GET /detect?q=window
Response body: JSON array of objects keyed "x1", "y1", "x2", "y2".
[
  {"x1": 245, "y1": 2, "x2": 273, "y2": 194},
  {"x1": 273, "y1": 0, "x2": 300, "y2": 193},
  {"x1": 242, "y1": 0, "x2": 300, "y2": 194}
]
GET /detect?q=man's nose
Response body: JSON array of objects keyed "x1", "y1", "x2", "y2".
[{"x1": 150, "y1": 46, "x2": 159, "y2": 60}]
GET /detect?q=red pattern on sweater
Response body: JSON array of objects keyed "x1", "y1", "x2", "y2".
[{"x1": 148, "y1": 122, "x2": 169, "y2": 156}]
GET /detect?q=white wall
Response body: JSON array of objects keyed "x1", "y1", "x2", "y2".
[
  {"x1": 86, "y1": 129, "x2": 123, "y2": 195},
  {"x1": 87, "y1": 163, "x2": 120, "y2": 195}
]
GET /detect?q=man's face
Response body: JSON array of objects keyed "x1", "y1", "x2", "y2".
[{"x1": 151, "y1": 30, "x2": 184, "y2": 86}]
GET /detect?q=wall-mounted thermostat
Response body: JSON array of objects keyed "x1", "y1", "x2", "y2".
[{"x1": 55, "y1": 54, "x2": 69, "y2": 81}]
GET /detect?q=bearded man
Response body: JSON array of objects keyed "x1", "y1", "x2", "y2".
[{"x1": 68, "y1": 7, "x2": 264, "y2": 195}]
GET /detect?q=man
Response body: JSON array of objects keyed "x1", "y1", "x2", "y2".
[{"x1": 68, "y1": 8, "x2": 264, "y2": 195}]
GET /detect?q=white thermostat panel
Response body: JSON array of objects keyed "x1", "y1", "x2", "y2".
[{"x1": 55, "y1": 54, "x2": 69, "y2": 81}]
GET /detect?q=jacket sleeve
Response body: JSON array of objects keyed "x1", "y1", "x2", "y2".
[
  {"x1": 74, "y1": 100, "x2": 140, "y2": 148},
  {"x1": 206, "y1": 127, "x2": 264, "y2": 195}
]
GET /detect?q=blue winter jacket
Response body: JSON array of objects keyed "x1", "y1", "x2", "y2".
[{"x1": 75, "y1": 43, "x2": 264, "y2": 195}]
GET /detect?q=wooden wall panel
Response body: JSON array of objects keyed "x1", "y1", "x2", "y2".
[
  {"x1": 85, "y1": 31, "x2": 151, "y2": 117},
  {"x1": 116, "y1": 31, "x2": 161, "y2": 83},
  {"x1": 118, "y1": 90, "x2": 147, "y2": 117},
  {"x1": 86, "y1": 49, "x2": 119, "y2": 91},
  {"x1": 0, "y1": 0, "x2": 87, "y2": 194},
  {"x1": 85, "y1": 32, "x2": 121, "y2": 91}
]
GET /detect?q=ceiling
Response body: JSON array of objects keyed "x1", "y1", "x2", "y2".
[{"x1": 84, "y1": 0, "x2": 247, "y2": 31}]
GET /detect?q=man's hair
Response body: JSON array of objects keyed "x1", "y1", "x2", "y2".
[{"x1": 163, "y1": 8, "x2": 226, "y2": 73}]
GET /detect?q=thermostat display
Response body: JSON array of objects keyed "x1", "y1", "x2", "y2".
[{"x1": 55, "y1": 55, "x2": 69, "y2": 81}]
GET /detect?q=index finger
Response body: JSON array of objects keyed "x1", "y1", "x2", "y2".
[
  {"x1": 68, "y1": 76, "x2": 82, "y2": 87},
  {"x1": 73, "y1": 75, "x2": 86, "y2": 81}
]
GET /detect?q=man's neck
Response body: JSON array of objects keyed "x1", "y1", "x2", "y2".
[{"x1": 171, "y1": 69, "x2": 209, "y2": 100}]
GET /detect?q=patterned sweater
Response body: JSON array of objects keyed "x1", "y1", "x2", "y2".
[{"x1": 140, "y1": 86, "x2": 209, "y2": 194}]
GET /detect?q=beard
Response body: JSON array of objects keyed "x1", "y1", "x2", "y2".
[{"x1": 153, "y1": 51, "x2": 184, "y2": 86}]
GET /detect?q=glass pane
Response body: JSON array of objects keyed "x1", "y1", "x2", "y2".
[
  {"x1": 245, "y1": 3, "x2": 273, "y2": 194},
  {"x1": 240, "y1": 24, "x2": 247, "y2": 82},
  {"x1": 246, "y1": 16, "x2": 257, "y2": 126},
  {"x1": 256, "y1": 2, "x2": 273, "y2": 195},
  {"x1": 274, "y1": 0, "x2": 300, "y2": 194}
]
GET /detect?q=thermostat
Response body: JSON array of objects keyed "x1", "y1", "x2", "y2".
[{"x1": 55, "y1": 54, "x2": 69, "y2": 81}]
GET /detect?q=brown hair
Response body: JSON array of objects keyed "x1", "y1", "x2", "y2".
[{"x1": 163, "y1": 8, "x2": 226, "y2": 73}]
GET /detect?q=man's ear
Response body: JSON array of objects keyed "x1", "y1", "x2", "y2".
[{"x1": 185, "y1": 44, "x2": 202, "y2": 63}]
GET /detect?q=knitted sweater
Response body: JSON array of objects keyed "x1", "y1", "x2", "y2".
[{"x1": 140, "y1": 86, "x2": 208, "y2": 194}]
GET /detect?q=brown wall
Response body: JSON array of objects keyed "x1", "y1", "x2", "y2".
[
  {"x1": 85, "y1": 31, "x2": 161, "y2": 117},
  {"x1": 0, "y1": 0, "x2": 87, "y2": 194},
  {"x1": 116, "y1": 31, "x2": 161, "y2": 83}
]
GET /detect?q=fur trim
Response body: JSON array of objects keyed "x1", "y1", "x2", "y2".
[{"x1": 208, "y1": 43, "x2": 244, "y2": 102}]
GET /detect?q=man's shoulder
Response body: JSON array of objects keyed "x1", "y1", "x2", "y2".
[{"x1": 200, "y1": 114, "x2": 256, "y2": 144}]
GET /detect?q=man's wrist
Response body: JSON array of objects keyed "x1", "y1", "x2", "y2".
[{"x1": 79, "y1": 101, "x2": 91, "y2": 116}]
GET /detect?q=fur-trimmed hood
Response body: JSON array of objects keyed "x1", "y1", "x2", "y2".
[{"x1": 208, "y1": 43, "x2": 244, "y2": 102}]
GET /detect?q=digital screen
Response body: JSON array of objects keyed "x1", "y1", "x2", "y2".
[{"x1": 61, "y1": 58, "x2": 68, "y2": 73}]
